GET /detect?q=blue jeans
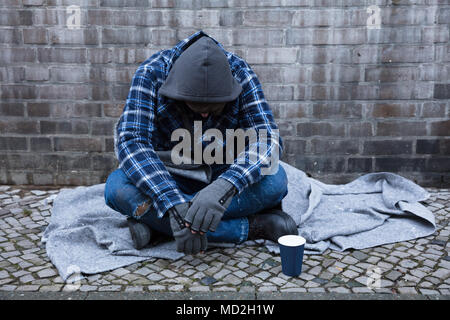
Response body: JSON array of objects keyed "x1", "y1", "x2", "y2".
[{"x1": 104, "y1": 165, "x2": 288, "y2": 244}]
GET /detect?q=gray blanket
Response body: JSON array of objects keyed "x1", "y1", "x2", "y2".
[{"x1": 41, "y1": 161, "x2": 435, "y2": 282}]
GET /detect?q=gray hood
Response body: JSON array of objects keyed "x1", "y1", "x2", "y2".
[{"x1": 158, "y1": 35, "x2": 242, "y2": 103}]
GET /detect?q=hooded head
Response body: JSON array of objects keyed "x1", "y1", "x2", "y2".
[{"x1": 158, "y1": 36, "x2": 243, "y2": 109}]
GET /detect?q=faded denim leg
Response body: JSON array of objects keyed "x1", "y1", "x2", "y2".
[
  {"x1": 104, "y1": 164, "x2": 288, "y2": 244},
  {"x1": 104, "y1": 168, "x2": 246, "y2": 243}
]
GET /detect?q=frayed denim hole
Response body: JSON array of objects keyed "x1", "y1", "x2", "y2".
[{"x1": 133, "y1": 200, "x2": 151, "y2": 219}]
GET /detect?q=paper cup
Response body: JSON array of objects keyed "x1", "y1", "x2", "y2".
[{"x1": 278, "y1": 235, "x2": 306, "y2": 277}]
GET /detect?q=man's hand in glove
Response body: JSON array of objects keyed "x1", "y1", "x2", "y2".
[
  {"x1": 169, "y1": 202, "x2": 207, "y2": 255},
  {"x1": 185, "y1": 178, "x2": 236, "y2": 234}
]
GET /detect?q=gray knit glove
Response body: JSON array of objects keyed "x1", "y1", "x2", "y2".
[
  {"x1": 169, "y1": 202, "x2": 207, "y2": 255},
  {"x1": 185, "y1": 178, "x2": 236, "y2": 233}
]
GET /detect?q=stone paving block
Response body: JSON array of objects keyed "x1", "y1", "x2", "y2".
[
  {"x1": 160, "y1": 270, "x2": 177, "y2": 278},
  {"x1": 147, "y1": 285, "x2": 165, "y2": 291},
  {"x1": 398, "y1": 287, "x2": 418, "y2": 294},
  {"x1": 37, "y1": 268, "x2": 57, "y2": 278},
  {"x1": 189, "y1": 286, "x2": 210, "y2": 292},
  {"x1": 432, "y1": 268, "x2": 450, "y2": 279},
  {"x1": 0, "y1": 186, "x2": 449, "y2": 297}
]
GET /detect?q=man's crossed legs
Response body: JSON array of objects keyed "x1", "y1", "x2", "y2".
[{"x1": 104, "y1": 165, "x2": 297, "y2": 249}]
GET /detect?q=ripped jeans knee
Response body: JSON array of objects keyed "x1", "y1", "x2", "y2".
[{"x1": 134, "y1": 199, "x2": 152, "y2": 218}]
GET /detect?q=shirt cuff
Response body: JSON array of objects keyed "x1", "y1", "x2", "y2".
[
  {"x1": 153, "y1": 188, "x2": 188, "y2": 218},
  {"x1": 217, "y1": 166, "x2": 251, "y2": 195}
]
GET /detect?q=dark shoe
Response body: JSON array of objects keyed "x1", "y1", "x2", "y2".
[
  {"x1": 247, "y1": 208, "x2": 298, "y2": 242},
  {"x1": 127, "y1": 218, "x2": 152, "y2": 250}
]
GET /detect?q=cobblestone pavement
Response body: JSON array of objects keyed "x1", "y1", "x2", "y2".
[{"x1": 0, "y1": 185, "x2": 449, "y2": 298}]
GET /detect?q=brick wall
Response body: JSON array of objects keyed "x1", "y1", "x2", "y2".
[{"x1": 0, "y1": 0, "x2": 449, "y2": 187}]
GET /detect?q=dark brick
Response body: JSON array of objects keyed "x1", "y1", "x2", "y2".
[
  {"x1": 417, "y1": 140, "x2": 440, "y2": 154},
  {"x1": 4, "y1": 153, "x2": 42, "y2": 170},
  {"x1": 25, "y1": 66, "x2": 49, "y2": 81},
  {"x1": 103, "y1": 103, "x2": 124, "y2": 118},
  {"x1": 30, "y1": 137, "x2": 52, "y2": 152},
  {"x1": 73, "y1": 103, "x2": 102, "y2": 117},
  {"x1": 0, "y1": 137, "x2": 27, "y2": 150},
  {"x1": 37, "y1": 48, "x2": 86, "y2": 63},
  {"x1": 253, "y1": 65, "x2": 282, "y2": 83},
  {"x1": 329, "y1": 65, "x2": 361, "y2": 83},
  {"x1": 441, "y1": 139, "x2": 450, "y2": 155},
  {"x1": 282, "y1": 138, "x2": 307, "y2": 154},
  {"x1": 3, "y1": 66, "x2": 25, "y2": 82},
  {"x1": 0, "y1": 10, "x2": 33, "y2": 25},
  {"x1": 370, "y1": 103, "x2": 417, "y2": 118},
  {"x1": 92, "y1": 154, "x2": 118, "y2": 171},
  {"x1": 55, "y1": 171, "x2": 104, "y2": 186},
  {"x1": 365, "y1": 66, "x2": 418, "y2": 82},
  {"x1": 91, "y1": 120, "x2": 115, "y2": 135},
  {"x1": 276, "y1": 121, "x2": 295, "y2": 137},
  {"x1": 348, "y1": 158, "x2": 372, "y2": 172},
  {"x1": 105, "y1": 138, "x2": 115, "y2": 153},
  {"x1": 72, "y1": 121, "x2": 89, "y2": 134},
  {"x1": 421, "y1": 102, "x2": 446, "y2": 118},
  {"x1": 375, "y1": 158, "x2": 426, "y2": 172},
  {"x1": 349, "y1": 122, "x2": 373, "y2": 137},
  {"x1": 297, "y1": 122, "x2": 345, "y2": 137},
  {"x1": 310, "y1": 139, "x2": 359, "y2": 155},
  {"x1": 312, "y1": 103, "x2": 362, "y2": 119},
  {"x1": 0, "y1": 48, "x2": 35, "y2": 63},
  {"x1": 294, "y1": 156, "x2": 346, "y2": 173},
  {"x1": 27, "y1": 103, "x2": 51, "y2": 117},
  {"x1": 38, "y1": 154, "x2": 59, "y2": 171},
  {"x1": 283, "y1": 103, "x2": 308, "y2": 119},
  {"x1": 427, "y1": 158, "x2": 450, "y2": 173},
  {"x1": 430, "y1": 120, "x2": 450, "y2": 136},
  {"x1": 39, "y1": 85, "x2": 90, "y2": 100},
  {"x1": 381, "y1": 45, "x2": 434, "y2": 63},
  {"x1": 112, "y1": 85, "x2": 130, "y2": 100},
  {"x1": 32, "y1": 173, "x2": 54, "y2": 185},
  {"x1": 220, "y1": 10, "x2": 243, "y2": 26},
  {"x1": 49, "y1": 28, "x2": 99, "y2": 45},
  {"x1": 51, "y1": 67, "x2": 90, "y2": 82},
  {"x1": 0, "y1": 28, "x2": 21, "y2": 44},
  {"x1": 99, "y1": 0, "x2": 150, "y2": 7},
  {"x1": 1, "y1": 85, "x2": 38, "y2": 100},
  {"x1": 363, "y1": 140, "x2": 412, "y2": 155},
  {"x1": 23, "y1": 28, "x2": 48, "y2": 44},
  {"x1": 88, "y1": 48, "x2": 113, "y2": 64},
  {"x1": 54, "y1": 137, "x2": 102, "y2": 152},
  {"x1": 379, "y1": 84, "x2": 416, "y2": 100},
  {"x1": 0, "y1": 103, "x2": 25, "y2": 116},
  {"x1": 434, "y1": 84, "x2": 450, "y2": 99},
  {"x1": 232, "y1": 29, "x2": 284, "y2": 46},
  {"x1": 102, "y1": 28, "x2": 151, "y2": 44},
  {"x1": 57, "y1": 155, "x2": 92, "y2": 171},
  {"x1": 49, "y1": 103, "x2": 74, "y2": 118},
  {"x1": 40, "y1": 120, "x2": 72, "y2": 134},
  {"x1": 92, "y1": 85, "x2": 111, "y2": 101},
  {"x1": 310, "y1": 86, "x2": 327, "y2": 100},
  {"x1": 302, "y1": 46, "x2": 352, "y2": 64},
  {"x1": 0, "y1": 120, "x2": 39, "y2": 134},
  {"x1": 377, "y1": 121, "x2": 427, "y2": 136}
]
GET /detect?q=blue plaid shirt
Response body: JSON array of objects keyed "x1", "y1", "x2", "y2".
[{"x1": 115, "y1": 30, "x2": 283, "y2": 218}]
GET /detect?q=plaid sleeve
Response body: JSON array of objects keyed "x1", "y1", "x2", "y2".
[
  {"x1": 218, "y1": 63, "x2": 284, "y2": 194},
  {"x1": 115, "y1": 65, "x2": 187, "y2": 218}
]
